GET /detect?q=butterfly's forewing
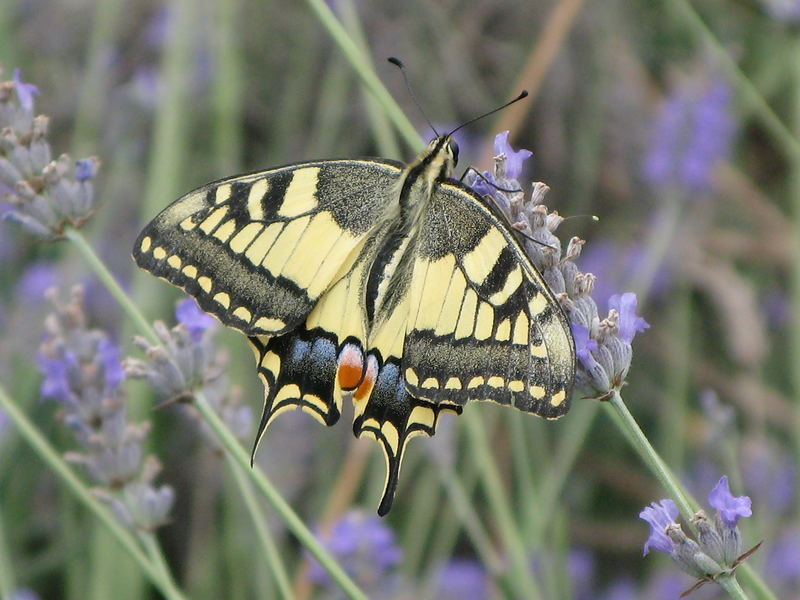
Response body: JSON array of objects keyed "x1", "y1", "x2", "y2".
[
  {"x1": 403, "y1": 180, "x2": 575, "y2": 417},
  {"x1": 133, "y1": 159, "x2": 403, "y2": 336}
]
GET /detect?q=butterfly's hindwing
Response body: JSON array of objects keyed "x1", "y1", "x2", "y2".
[
  {"x1": 133, "y1": 159, "x2": 403, "y2": 336},
  {"x1": 402, "y1": 180, "x2": 574, "y2": 417}
]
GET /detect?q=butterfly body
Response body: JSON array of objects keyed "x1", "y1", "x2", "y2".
[{"x1": 134, "y1": 135, "x2": 575, "y2": 515}]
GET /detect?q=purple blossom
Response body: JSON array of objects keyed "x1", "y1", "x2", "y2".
[
  {"x1": 435, "y1": 559, "x2": 487, "y2": 600},
  {"x1": 13, "y1": 69, "x2": 39, "y2": 113},
  {"x1": 571, "y1": 323, "x2": 598, "y2": 370},
  {"x1": 708, "y1": 476, "x2": 751, "y2": 527},
  {"x1": 16, "y1": 261, "x2": 58, "y2": 301},
  {"x1": 309, "y1": 510, "x2": 401, "y2": 589},
  {"x1": 608, "y1": 293, "x2": 650, "y2": 343},
  {"x1": 37, "y1": 351, "x2": 78, "y2": 403},
  {"x1": 493, "y1": 130, "x2": 532, "y2": 180},
  {"x1": 175, "y1": 298, "x2": 216, "y2": 341},
  {"x1": 639, "y1": 499, "x2": 678, "y2": 555},
  {"x1": 97, "y1": 338, "x2": 125, "y2": 390},
  {"x1": 643, "y1": 77, "x2": 735, "y2": 193},
  {"x1": 75, "y1": 157, "x2": 100, "y2": 182}
]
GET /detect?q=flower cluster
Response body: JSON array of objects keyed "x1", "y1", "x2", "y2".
[
  {"x1": 468, "y1": 132, "x2": 649, "y2": 398},
  {"x1": 643, "y1": 73, "x2": 735, "y2": 193},
  {"x1": 640, "y1": 476, "x2": 753, "y2": 589},
  {"x1": 0, "y1": 69, "x2": 100, "y2": 238},
  {"x1": 36, "y1": 286, "x2": 173, "y2": 530},
  {"x1": 125, "y1": 298, "x2": 252, "y2": 446}
]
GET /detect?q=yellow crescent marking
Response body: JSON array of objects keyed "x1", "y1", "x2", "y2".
[
  {"x1": 467, "y1": 376, "x2": 484, "y2": 389},
  {"x1": 152, "y1": 247, "x2": 167, "y2": 260},
  {"x1": 254, "y1": 317, "x2": 286, "y2": 332},
  {"x1": 213, "y1": 292, "x2": 231, "y2": 309},
  {"x1": 261, "y1": 350, "x2": 281, "y2": 377},
  {"x1": 409, "y1": 405, "x2": 435, "y2": 429},
  {"x1": 182, "y1": 264, "x2": 198, "y2": 278},
  {"x1": 380, "y1": 421, "x2": 400, "y2": 454},
  {"x1": 421, "y1": 377, "x2": 439, "y2": 389},
  {"x1": 233, "y1": 306, "x2": 252, "y2": 322},
  {"x1": 167, "y1": 255, "x2": 182, "y2": 269},
  {"x1": 509, "y1": 380, "x2": 525, "y2": 392},
  {"x1": 444, "y1": 377, "x2": 462, "y2": 390},
  {"x1": 529, "y1": 292, "x2": 547, "y2": 316},
  {"x1": 139, "y1": 236, "x2": 152, "y2": 252},
  {"x1": 197, "y1": 276, "x2": 212, "y2": 292},
  {"x1": 529, "y1": 385, "x2": 545, "y2": 399},
  {"x1": 405, "y1": 368, "x2": 419, "y2": 386},
  {"x1": 487, "y1": 376, "x2": 505, "y2": 388},
  {"x1": 550, "y1": 390, "x2": 566, "y2": 407}
]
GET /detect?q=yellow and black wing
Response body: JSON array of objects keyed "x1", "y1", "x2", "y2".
[
  {"x1": 133, "y1": 159, "x2": 403, "y2": 337},
  {"x1": 133, "y1": 158, "x2": 404, "y2": 434},
  {"x1": 403, "y1": 179, "x2": 574, "y2": 416}
]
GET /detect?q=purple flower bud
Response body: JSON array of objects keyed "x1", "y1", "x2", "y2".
[
  {"x1": 13, "y1": 69, "x2": 39, "y2": 113},
  {"x1": 639, "y1": 499, "x2": 679, "y2": 555},
  {"x1": 75, "y1": 157, "x2": 100, "y2": 182},
  {"x1": 493, "y1": 130, "x2": 532, "y2": 180},
  {"x1": 708, "y1": 476, "x2": 751, "y2": 527},
  {"x1": 37, "y1": 350, "x2": 78, "y2": 403}
]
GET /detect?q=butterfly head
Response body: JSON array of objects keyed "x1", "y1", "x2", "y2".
[{"x1": 424, "y1": 135, "x2": 459, "y2": 180}]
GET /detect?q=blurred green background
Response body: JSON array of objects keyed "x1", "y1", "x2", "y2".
[{"x1": 0, "y1": 0, "x2": 798, "y2": 598}]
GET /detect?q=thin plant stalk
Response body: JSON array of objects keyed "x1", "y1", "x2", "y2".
[
  {"x1": 0, "y1": 383, "x2": 186, "y2": 600},
  {"x1": 226, "y1": 454, "x2": 294, "y2": 600}
]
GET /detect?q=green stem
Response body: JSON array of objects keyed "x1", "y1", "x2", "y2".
[
  {"x1": 303, "y1": 0, "x2": 422, "y2": 150},
  {"x1": 717, "y1": 574, "x2": 751, "y2": 600},
  {"x1": 64, "y1": 227, "x2": 161, "y2": 347},
  {"x1": 192, "y1": 392, "x2": 367, "y2": 600},
  {"x1": 139, "y1": 532, "x2": 184, "y2": 600},
  {"x1": 226, "y1": 454, "x2": 294, "y2": 600},
  {"x1": 0, "y1": 383, "x2": 185, "y2": 600},
  {"x1": 0, "y1": 500, "x2": 13, "y2": 598},
  {"x1": 463, "y1": 410, "x2": 544, "y2": 600},
  {"x1": 604, "y1": 390, "x2": 696, "y2": 519}
]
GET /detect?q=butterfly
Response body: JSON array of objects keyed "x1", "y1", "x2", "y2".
[{"x1": 133, "y1": 130, "x2": 575, "y2": 515}]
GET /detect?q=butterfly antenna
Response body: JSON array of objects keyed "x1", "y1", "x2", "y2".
[
  {"x1": 388, "y1": 57, "x2": 439, "y2": 137},
  {"x1": 448, "y1": 90, "x2": 529, "y2": 136}
]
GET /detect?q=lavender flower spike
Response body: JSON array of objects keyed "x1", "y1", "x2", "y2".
[{"x1": 493, "y1": 130, "x2": 532, "y2": 180}]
